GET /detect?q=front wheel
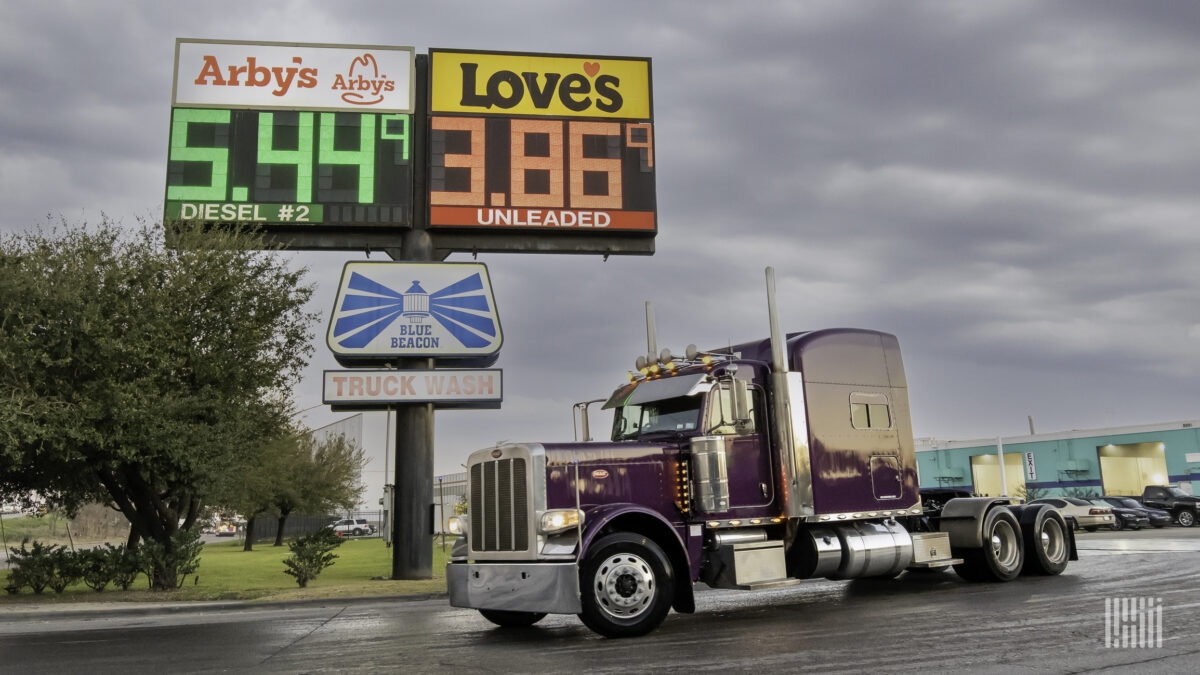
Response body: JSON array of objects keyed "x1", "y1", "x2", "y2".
[
  {"x1": 954, "y1": 507, "x2": 1024, "y2": 582},
  {"x1": 1109, "y1": 519, "x2": 1123, "y2": 531},
  {"x1": 579, "y1": 533, "x2": 674, "y2": 638},
  {"x1": 1178, "y1": 510, "x2": 1196, "y2": 527},
  {"x1": 479, "y1": 609, "x2": 547, "y2": 628}
]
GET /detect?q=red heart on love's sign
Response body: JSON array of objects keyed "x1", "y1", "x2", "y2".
[{"x1": 583, "y1": 62, "x2": 600, "y2": 77}]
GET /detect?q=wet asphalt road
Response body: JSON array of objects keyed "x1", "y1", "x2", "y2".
[{"x1": 1, "y1": 529, "x2": 1198, "y2": 674}]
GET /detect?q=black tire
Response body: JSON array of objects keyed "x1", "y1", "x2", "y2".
[
  {"x1": 479, "y1": 609, "x2": 547, "y2": 628},
  {"x1": 953, "y1": 507, "x2": 1024, "y2": 582},
  {"x1": 352, "y1": 528, "x2": 363, "y2": 536},
  {"x1": 1177, "y1": 510, "x2": 1196, "y2": 528},
  {"x1": 578, "y1": 533, "x2": 674, "y2": 638},
  {"x1": 1109, "y1": 519, "x2": 1123, "y2": 531},
  {"x1": 1020, "y1": 506, "x2": 1069, "y2": 576}
]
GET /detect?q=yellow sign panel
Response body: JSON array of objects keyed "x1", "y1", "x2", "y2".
[{"x1": 430, "y1": 50, "x2": 652, "y2": 119}]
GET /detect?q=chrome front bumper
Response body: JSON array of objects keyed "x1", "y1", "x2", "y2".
[{"x1": 447, "y1": 562, "x2": 581, "y2": 614}]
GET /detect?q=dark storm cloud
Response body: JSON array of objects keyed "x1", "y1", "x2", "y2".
[{"x1": 2, "y1": 0, "x2": 1197, "y2": 471}]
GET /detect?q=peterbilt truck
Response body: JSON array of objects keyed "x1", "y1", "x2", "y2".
[{"x1": 446, "y1": 268, "x2": 1076, "y2": 638}]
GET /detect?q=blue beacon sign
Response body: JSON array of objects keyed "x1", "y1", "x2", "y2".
[{"x1": 326, "y1": 262, "x2": 502, "y2": 366}]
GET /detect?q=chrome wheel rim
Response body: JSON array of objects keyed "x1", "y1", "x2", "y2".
[
  {"x1": 593, "y1": 553, "x2": 655, "y2": 620},
  {"x1": 1041, "y1": 519, "x2": 1067, "y2": 564},
  {"x1": 990, "y1": 520, "x2": 1020, "y2": 571}
]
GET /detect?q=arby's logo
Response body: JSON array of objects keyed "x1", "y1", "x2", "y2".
[{"x1": 334, "y1": 53, "x2": 396, "y2": 105}]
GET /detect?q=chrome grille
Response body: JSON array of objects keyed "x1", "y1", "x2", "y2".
[{"x1": 470, "y1": 457, "x2": 529, "y2": 552}]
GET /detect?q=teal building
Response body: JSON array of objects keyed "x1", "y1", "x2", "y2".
[{"x1": 916, "y1": 420, "x2": 1200, "y2": 498}]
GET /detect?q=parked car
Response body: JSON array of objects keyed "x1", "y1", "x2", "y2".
[
  {"x1": 1028, "y1": 497, "x2": 1115, "y2": 531},
  {"x1": 1138, "y1": 485, "x2": 1199, "y2": 527},
  {"x1": 1096, "y1": 496, "x2": 1172, "y2": 529},
  {"x1": 329, "y1": 518, "x2": 376, "y2": 537},
  {"x1": 1087, "y1": 498, "x2": 1149, "y2": 531}
]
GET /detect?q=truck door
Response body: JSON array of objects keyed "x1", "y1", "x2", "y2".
[{"x1": 706, "y1": 383, "x2": 773, "y2": 509}]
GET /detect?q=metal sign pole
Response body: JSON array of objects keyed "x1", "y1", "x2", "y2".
[{"x1": 390, "y1": 53, "x2": 438, "y2": 580}]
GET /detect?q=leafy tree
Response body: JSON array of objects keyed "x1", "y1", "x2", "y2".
[
  {"x1": 0, "y1": 219, "x2": 316, "y2": 588},
  {"x1": 215, "y1": 428, "x2": 365, "y2": 550},
  {"x1": 280, "y1": 432, "x2": 366, "y2": 546}
]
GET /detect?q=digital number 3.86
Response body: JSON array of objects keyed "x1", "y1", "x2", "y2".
[{"x1": 429, "y1": 116, "x2": 653, "y2": 209}]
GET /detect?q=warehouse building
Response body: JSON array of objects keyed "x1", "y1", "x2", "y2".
[{"x1": 916, "y1": 419, "x2": 1200, "y2": 498}]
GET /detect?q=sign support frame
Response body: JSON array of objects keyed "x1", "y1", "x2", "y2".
[{"x1": 387, "y1": 54, "x2": 442, "y2": 580}]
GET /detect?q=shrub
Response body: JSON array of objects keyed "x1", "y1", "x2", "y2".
[
  {"x1": 6, "y1": 540, "x2": 58, "y2": 594},
  {"x1": 109, "y1": 544, "x2": 142, "y2": 591},
  {"x1": 47, "y1": 548, "x2": 84, "y2": 593},
  {"x1": 80, "y1": 546, "x2": 116, "y2": 592},
  {"x1": 139, "y1": 527, "x2": 204, "y2": 590},
  {"x1": 283, "y1": 529, "x2": 343, "y2": 588}
]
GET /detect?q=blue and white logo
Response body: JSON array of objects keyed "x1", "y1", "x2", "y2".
[{"x1": 327, "y1": 262, "x2": 502, "y2": 360}]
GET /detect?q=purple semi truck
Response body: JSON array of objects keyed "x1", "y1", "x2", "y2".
[{"x1": 446, "y1": 268, "x2": 1076, "y2": 638}]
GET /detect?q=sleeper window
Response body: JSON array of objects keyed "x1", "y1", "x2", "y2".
[{"x1": 850, "y1": 392, "x2": 892, "y2": 430}]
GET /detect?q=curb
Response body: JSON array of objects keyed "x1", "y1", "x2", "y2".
[{"x1": 0, "y1": 591, "x2": 449, "y2": 621}]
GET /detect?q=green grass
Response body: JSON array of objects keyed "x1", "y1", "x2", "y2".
[
  {"x1": 1, "y1": 537, "x2": 457, "y2": 605},
  {"x1": 0, "y1": 512, "x2": 85, "y2": 547}
]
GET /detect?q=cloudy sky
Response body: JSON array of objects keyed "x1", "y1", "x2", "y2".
[{"x1": 3, "y1": 1, "x2": 1198, "y2": 480}]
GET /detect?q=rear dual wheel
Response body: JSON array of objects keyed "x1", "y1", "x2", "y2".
[
  {"x1": 954, "y1": 507, "x2": 1024, "y2": 582},
  {"x1": 1020, "y1": 505, "x2": 1069, "y2": 576}
]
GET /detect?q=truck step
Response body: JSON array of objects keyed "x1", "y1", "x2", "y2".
[
  {"x1": 734, "y1": 578, "x2": 807, "y2": 591},
  {"x1": 907, "y1": 558, "x2": 963, "y2": 570}
]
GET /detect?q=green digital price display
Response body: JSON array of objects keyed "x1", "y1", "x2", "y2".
[{"x1": 164, "y1": 108, "x2": 412, "y2": 227}]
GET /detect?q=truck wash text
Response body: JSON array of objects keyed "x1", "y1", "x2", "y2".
[{"x1": 328, "y1": 373, "x2": 495, "y2": 397}]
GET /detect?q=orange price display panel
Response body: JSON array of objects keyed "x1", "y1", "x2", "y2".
[{"x1": 428, "y1": 115, "x2": 655, "y2": 232}]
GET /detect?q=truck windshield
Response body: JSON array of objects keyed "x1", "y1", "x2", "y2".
[{"x1": 612, "y1": 397, "x2": 701, "y2": 441}]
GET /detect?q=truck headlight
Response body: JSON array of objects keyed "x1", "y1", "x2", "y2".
[
  {"x1": 539, "y1": 509, "x2": 583, "y2": 534},
  {"x1": 447, "y1": 515, "x2": 468, "y2": 536}
]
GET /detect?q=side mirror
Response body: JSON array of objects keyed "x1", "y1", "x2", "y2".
[{"x1": 730, "y1": 377, "x2": 750, "y2": 423}]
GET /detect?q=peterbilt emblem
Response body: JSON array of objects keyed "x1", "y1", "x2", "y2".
[
  {"x1": 491, "y1": 449, "x2": 503, "y2": 458},
  {"x1": 592, "y1": 469, "x2": 609, "y2": 479}
]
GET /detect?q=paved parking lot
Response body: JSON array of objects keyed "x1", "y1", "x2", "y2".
[{"x1": 2, "y1": 527, "x2": 1198, "y2": 673}]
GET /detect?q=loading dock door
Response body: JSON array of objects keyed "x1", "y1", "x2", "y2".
[
  {"x1": 970, "y1": 453, "x2": 1027, "y2": 497},
  {"x1": 1098, "y1": 442, "x2": 1168, "y2": 496}
]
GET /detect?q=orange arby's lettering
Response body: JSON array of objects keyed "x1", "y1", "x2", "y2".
[
  {"x1": 332, "y1": 53, "x2": 396, "y2": 105},
  {"x1": 192, "y1": 55, "x2": 317, "y2": 97}
]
